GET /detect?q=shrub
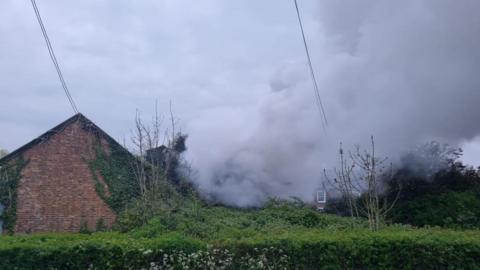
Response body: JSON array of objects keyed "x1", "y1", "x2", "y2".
[
  {"x1": 0, "y1": 233, "x2": 204, "y2": 270},
  {"x1": 1, "y1": 229, "x2": 479, "y2": 269},
  {"x1": 391, "y1": 191, "x2": 480, "y2": 229}
]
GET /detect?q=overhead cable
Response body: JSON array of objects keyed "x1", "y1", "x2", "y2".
[
  {"x1": 30, "y1": 0, "x2": 79, "y2": 114},
  {"x1": 294, "y1": 0, "x2": 328, "y2": 128}
]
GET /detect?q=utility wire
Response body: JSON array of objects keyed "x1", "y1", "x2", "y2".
[
  {"x1": 30, "y1": 0, "x2": 79, "y2": 114},
  {"x1": 294, "y1": 0, "x2": 328, "y2": 129}
]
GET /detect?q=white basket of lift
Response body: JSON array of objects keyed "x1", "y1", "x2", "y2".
[{"x1": 316, "y1": 190, "x2": 327, "y2": 211}]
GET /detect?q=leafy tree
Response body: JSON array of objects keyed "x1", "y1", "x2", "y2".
[
  {"x1": 384, "y1": 142, "x2": 465, "y2": 202},
  {"x1": 391, "y1": 191, "x2": 480, "y2": 229},
  {"x1": 384, "y1": 141, "x2": 480, "y2": 228}
]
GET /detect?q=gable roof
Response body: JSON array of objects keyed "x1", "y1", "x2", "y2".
[{"x1": 0, "y1": 113, "x2": 129, "y2": 164}]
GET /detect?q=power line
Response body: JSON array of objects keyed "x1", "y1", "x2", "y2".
[
  {"x1": 294, "y1": 0, "x2": 328, "y2": 129},
  {"x1": 30, "y1": 0, "x2": 79, "y2": 114}
]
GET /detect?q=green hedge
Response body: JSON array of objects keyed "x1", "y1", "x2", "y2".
[
  {"x1": 227, "y1": 229, "x2": 480, "y2": 269},
  {"x1": 1, "y1": 229, "x2": 479, "y2": 269},
  {"x1": 0, "y1": 233, "x2": 204, "y2": 270}
]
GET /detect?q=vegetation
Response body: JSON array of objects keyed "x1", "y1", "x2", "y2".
[
  {"x1": 115, "y1": 106, "x2": 197, "y2": 230},
  {"x1": 0, "y1": 157, "x2": 28, "y2": 234},
  {"x1": 0, "y1": 201, "x2": 479, "y2": 269},
  {"x1": 386, "y1": 164, "x2": 480, "y2": 229},
  {"x1": 2, "y1": 153, "x2": 480, "y2": 269},
  {"x1": 87, "y1": 105, "x2": 193, "y2": 217},
  {"x1": 2, "y1": 112, "x2": 480, "y2": 269},
  {"x1": 130, "y1": 104, "x2": 189, "y2": 198},
  {"x1": 127, "y1": 199, "x2": 369, "y2": 241},
  {"x1": 391, "y1": 191, "x2": 480, "y2": 228},
  {"x1": 326, "y1": 141, "x2": 480, "y2": 230},
  {"x1": 325, "y1": 137, "x2": 399, "y2": 231},
  {"x1": 89, "y1": 140, "x2": 141, "y2": 213},
  {"x1": 384, "y1": 143, "x2": 480, "y2": 229}
]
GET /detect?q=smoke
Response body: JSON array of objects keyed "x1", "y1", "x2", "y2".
[
  {"x1": 185, "y1": 0, "x2": 480, "y2": 206},
  {"x1": 399, "y1": 141, "x2": 462, "y2": 180}
]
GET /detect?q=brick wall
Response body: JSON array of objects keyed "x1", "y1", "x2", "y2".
[{"x1": 14, "y1": 119, "x2": 117, "y2": 233}]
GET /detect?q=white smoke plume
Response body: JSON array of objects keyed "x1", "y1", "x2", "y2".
[{"x1": 185, "y1": 0, "x2": 480, "y2": 206}]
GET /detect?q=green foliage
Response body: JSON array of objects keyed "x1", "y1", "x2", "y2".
[
  {"x1": 147, "y1": 247, "x2": 290, "y2": 269},
  {"x1": 96, "y1": 218, "x2": 107, "y2": 232},
  {"x1": 386, "y1": 162, "x2": 480, "y2": 204},
  {"x1": 1, "y1": 199, "x2": 479, "y2": 268},
  {"x1": 113, "y1": 183, "x2": 192, "y2": 232},
  {"x1": 224, "y1": 228, "x2": 480, "y2": 269},
  {"x1": 0, "y1": 228, "x2": 479, "y2": 269},
  {"x1": 88, "y1": 140, "x2": 140, "y2": 213},
  {"x1": 385, "y1": 159, "x2": 480, "y2": 228},
  {"x1": 79, "y1": 221, "x2": 91, "y2": 234},
  {"x1": 0, "y1": 232, "x2": 204, "y2": 270},
  {"x1": 391, "y1": 191, "x2": 480, "y2": 229},
  {"x1": 130, "y1": 199, "x2": 369, "y2": 241},
  {"x1": 0, "y1": 157, "x2": 28, "y2": 234}
]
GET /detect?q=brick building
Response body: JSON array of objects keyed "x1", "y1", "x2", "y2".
[{"x1": 0, "y1": 113, "x2": 135, "y2": 234}]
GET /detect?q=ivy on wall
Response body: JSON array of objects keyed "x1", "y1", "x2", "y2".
[
  {"x1": 0, "y1": 157, "x2": 28, "y2": 234},
  {"x1": 88, "y1": 140, "x2": 140, "y2": 213}
]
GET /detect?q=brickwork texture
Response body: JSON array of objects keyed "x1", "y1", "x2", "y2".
[{"x1": 13, "y1": 119, "x2": 116, "y2": 233}]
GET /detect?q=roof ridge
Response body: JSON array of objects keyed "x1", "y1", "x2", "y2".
[{"x1": 0, "y1": 114, "x2": 127, "y2": 163}]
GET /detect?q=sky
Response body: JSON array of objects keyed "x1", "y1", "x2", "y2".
[{"x1": 1, "y1": 0, "x2": 480, "y2": 206}]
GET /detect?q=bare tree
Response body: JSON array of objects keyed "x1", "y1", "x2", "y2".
[
  {"x1": 324, "y1": 143, "x2": 359, "y2": 220},
  {"x1": 326, "y1": 137, "x2": 400, "y2": 231},
  {"x1": 350, "y1": 136, "x2": 400, "y2": 231},
  {"x1": 130, "y1": 101, "x2": 184, "y2": 198}
]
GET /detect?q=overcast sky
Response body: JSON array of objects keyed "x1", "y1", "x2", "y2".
[{"x1": 1, "y1": 1, "x2": 480, "y2": 206}]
